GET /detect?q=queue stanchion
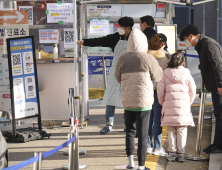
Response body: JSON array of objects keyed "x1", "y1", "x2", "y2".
[
  {"x1": 186, "y1": 78, "x2": 209, "y2": 161},
  {"x1": 63, "y1": 89, "x2": 86, "y2": 156},
  {"x1": 38, "y1": 152, "x2": 42, "y2": 170},
  {"x1": 62, "y1": 88, "x2": 86, "y2": 170},
  {"x1": 33, "y1": 152, "x2": 39, "y2": 170}
]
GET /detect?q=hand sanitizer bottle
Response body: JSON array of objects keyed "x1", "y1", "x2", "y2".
[{"x1": 53, "y1": 44, "x2": 58, "y2": 59}]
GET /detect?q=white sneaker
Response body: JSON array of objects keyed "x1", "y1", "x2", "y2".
[
  {"x1": 153, "y1": 147, "x2": 168, "y2": 157},
  {"x1": 147, "y1": 147, "x2": 153, "y2": 154}
]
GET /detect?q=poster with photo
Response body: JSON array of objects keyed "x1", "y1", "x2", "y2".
[
  {"x1": 25, "y1": 76, "x2": 36, "y2": 99},
  {"x1": 23, "y1": 51, "x2": 34, "y2": 74},
  {"x1": 13, "y1": 78, "x2": 25, "y2": 101}
]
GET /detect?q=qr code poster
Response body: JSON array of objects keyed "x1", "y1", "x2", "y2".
[
  {"x1": 22, "y1": 51, "x2": 34, "y2": 74},
  {"x1": 13, "y1": 78, "x2": 25, "y2": 101},
  {"x1": 25, "y1": 76, "x2": 36, "y2": 99},
  {"x1": 64, "y1": 28, "x2": 74, "y2": 49},
  {"x1": 11, "y1": 53, "x2": 23, "y2": 76},
  {"x1": 19, "y1": 6, "x2": 33, "y2": 25}
]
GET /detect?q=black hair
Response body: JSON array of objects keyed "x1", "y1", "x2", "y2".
[
  {"x1": 179, "y1": 24, "x2": 200, "y2": 41},
  {"x1": 168, "y1": 53, "x2": 185, "y2": 68},
  {"x1": 118, "y1": 16, "x2": 134, "y2": 30},
  {"x1": 140, "y1": 15, "x2": 155, "y2": 28}
]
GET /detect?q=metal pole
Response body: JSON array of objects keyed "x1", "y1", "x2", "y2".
[
  {"x1": 195, "y1": 92, "x2": 205, "y2": 156},
  {"x1": 73, "y1": 0, "x2": 79, "y2": 118},
  {"x1": 38, "y1": 152, "x2": 42, "y2": 170},
  {"x1": 102, "y1": 56, "x2": 107, "y2": 90},
  {"x1": 217, "y1": 0, "x2": 220, "y2": 43},
  {"x1": 33, "y1": 152, "x2": 39, "y2": 170},
  {"x1": 80, "y1": 0, "x2": 84, "y2": 130},
  {"x1": 203, "y1": 3, "x2": 205, "y2": 35},
  {"x1": 68, "y1": 133, "x2": 74, "y2": 170},
  {"x1": 74, "y1": 117, "x2": 79, "y2": 170}
]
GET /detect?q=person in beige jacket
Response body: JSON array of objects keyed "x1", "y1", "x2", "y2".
[{"x1": 115, "y1": 28, "x2": 163, "y2": 170}]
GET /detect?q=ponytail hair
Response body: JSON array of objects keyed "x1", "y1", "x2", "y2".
[{"x1": 167, "y1": 53, "x2": 185, "y2": 68}]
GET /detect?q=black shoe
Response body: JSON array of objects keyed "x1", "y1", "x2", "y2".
[
  {"x1": 206, "y1": 146, "x2": 222, "y2": 154},
  {"x1": 203, "y1": 144, "x2": 215, "y2": 152}
]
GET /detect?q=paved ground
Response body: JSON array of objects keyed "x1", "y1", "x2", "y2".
[{"x1": 6, "y1": 98, "x2": 212, "y2": 170}]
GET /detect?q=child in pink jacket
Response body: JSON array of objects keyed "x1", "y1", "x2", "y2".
[{"x1": 157, "y1": 53, "x2": 196, "y2": 162}]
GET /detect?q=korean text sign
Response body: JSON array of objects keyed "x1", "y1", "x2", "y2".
[
  {"x1": 7, "y1": 36, "x2": 40, "y2": 119},
  {"x1": 47, "y1": 3, "x2": 73, "y2": 23},
  {"x1": 39, "y1": 29, "x2": 59, "y2": 44}
]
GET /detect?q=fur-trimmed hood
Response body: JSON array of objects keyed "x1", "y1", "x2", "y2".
[
  {"x1": 148, "y1": 49, "x2": 171, "y2": 90},
  {"x1": 148, "y1": 50, "x2": 171, "y2": 60}
]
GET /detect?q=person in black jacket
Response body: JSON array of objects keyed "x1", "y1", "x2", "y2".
[
  {"x1": 77, "y1": 17, "x2": 134, "y2": 134},
  {"x1": 180, "y1": 24, "x2": 222, "y2": 154},
  {"x1": 77, "y1": 17, "x2": 134, "y2": 52},
  {"x1": 140, "y1": 15, "x2": 157, "y2": 40}
]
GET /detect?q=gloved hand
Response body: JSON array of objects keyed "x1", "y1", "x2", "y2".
[{"x1": 77, "y1": 40, "x2": 84, "y2": 46}]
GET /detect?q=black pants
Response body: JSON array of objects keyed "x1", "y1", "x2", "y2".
[
  {"x1": 211, "y1": 86, "x2": 222, "y2": 147},
  {"x1": 125, "y1": 109, "x2": 151, "y2": 166}
]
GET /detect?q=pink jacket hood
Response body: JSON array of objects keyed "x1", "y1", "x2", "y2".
[{"x1": 164, "y1": 66, "x2": 190, "y2": 84}]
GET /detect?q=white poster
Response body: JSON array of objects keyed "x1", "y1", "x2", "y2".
[
  {"x1": 47, "y1": 3, "x2": 73, "y2": 23},
  {"x1": 157, "y1": 25, "x2": 176, "y2": 53},
  {"x1": 13, "y1": 78, "x2": 25, "y2": 101},
  {"x1": 39, "y1": 29, "x2": 59, "y2": 43},
  {"x1": 87, "y1": 4, "x2": 121, "y2": 17},
  {"x1": 23, "y1": 51, "x2": 34, "y2": 74},
  {"x1": 25, "y1": 76, "x2": 36, "y2": 99},
  {"x1": 11, "y1": 53, "x2": 23, "y2": 76},
  {"x1": 19, "y1": 6, "x2": 33, "y2": 25},
  {"x1": 90, "y1": 19, "x2": 110, "y2": 34},
  {"x1": 15, "y1": 102, "x2": 38, "y2": 119},
  {"x1": 64, "y1": 28, "x2": 74, "y2": 49}
]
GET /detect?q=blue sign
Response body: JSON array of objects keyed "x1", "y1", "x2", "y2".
[
  {"x1": 7, "y1": 36, "x2": 40, "y2": 119},
  {"x1": 88, "y1": 56, "x2": 113, "y2": 75}
]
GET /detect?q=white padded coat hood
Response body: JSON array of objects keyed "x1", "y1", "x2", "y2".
[{"x1": 127, "y1": 28, "x2": 148, "y2": 53}]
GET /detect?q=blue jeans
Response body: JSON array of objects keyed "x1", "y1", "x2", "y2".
[
  {"x1": 105, "y1": 105, "x2": 115, "y2": 126},
  {"x1": 147, "y1": 93, "x2": 162, "y2": 149}
]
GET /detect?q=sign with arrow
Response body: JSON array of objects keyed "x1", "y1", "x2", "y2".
[
  {"x1": 177, "y1": 40, "x2": 188, "y2": 50},
  {"x1": 0, "y1": 10, "x2": 28, "y2": 25}
]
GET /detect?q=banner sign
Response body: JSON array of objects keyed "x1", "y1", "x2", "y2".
[
  {"x1": 88, "y1": 56, "x2": 113, "y2": 75},
  {"x1": 47, "y1": 3, "x2": 73, "y2": 23},
  {"x1": 157, "y1": 3, "x2": 165, "y2": 12},
  {"x1": 87, "y1": 4, "x2": 121, "y2": 17},
  {"x1": 7, "y1": 36, "x2": 41, "y2": 119},
  {"x1": 39, "y1": 29, "x2": 59, "y2": 44}
]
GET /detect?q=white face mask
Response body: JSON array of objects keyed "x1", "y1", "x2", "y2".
[
  {"x1": 185, "y1": 36, "x2": 193, "y2": 47},
  {"x1": 118, "y1": 27, "x2": 125, "y2": 35}
]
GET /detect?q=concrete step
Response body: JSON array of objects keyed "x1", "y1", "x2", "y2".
[{"x1": 209, "y1": 113, "x2": 222, "y2": 170}]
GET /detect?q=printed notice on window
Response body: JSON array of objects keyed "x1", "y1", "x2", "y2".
[
  {"x1": 25, "y1": 76, "x2": 36, "y2": 99},
  {"x1": 19, "y1": 6, "x2": 33, "y2": 25},
  {"x1": 90, "y1": 19, "x2": 109, "y2": 34},
  {"x1": 13, "y1": 78, "x2": 25, "y2": 101},
  {"x1": 23, "y1": 51, "x2": 34, "y2": 74}
]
